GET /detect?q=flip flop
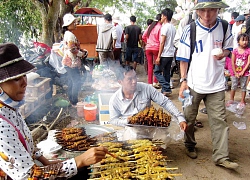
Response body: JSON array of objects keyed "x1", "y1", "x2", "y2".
[
  {"x1": 195, "y1": 121, "x2": 203, "y2": 128},
  {"x1": 199, "y1": 108, "x2": 207, "y2": 114}
]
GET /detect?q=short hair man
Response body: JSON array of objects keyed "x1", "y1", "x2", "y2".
[
  {"x1": 229, "y1": 12, "x2": 239, "y2": 29},
  {"x1": 113, "y1": 16, "x2": 123, "y2": 64},
  {"x1": 232, "y1": 15, "x2": 245, "y2": 48},
  {"x1": 154, "y1": 8, "x2": 176, "y2": 96},
  {"x1": 109, "y1": 65, "x2": 187, "y2": 131},
  {"x1": 96, "y1": 13, "x2": 117, "y2": 66},
  {"x1": 125, "y1": 16, "x2": 142, "y2": 70},
  {"x1": 176, "y1": 0, "x2": 239, "y2": 169}
]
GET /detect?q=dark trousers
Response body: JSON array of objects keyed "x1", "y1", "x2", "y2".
[
  {"x1": 68, "y1": 166, "x2": 91, "y2": 180},
  {"x1": 65, "y1": 67, "x2": 81, "y2": 105},
  {"x1": 154, "y1": 57, "x2": 173, "y2": 93}
]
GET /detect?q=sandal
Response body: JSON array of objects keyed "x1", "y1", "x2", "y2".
[
  {"x1": 195, "y1": 121, "x2": 203, "y2": 128},
  {"x1": 199, "y1": 108, "x2": 207, "y2": 114},
  {"x1": 226, "y1": 100, "x2": 234, "y2": 107}
]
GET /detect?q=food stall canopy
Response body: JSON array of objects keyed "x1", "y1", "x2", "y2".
[{"x1": 75, "y1": 7, "x2": 104, "y2": 17}]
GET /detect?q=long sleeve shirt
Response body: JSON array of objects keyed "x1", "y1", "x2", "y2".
[
  {"x1": 0, "y1": 105, "x2": 78, "y2": 180},
  {"x1": 109, "y1": 82, "x2": 185, "y2": 127},
  {"x1": 142, "y1": 22, "x2": 162, "y2": 51}
]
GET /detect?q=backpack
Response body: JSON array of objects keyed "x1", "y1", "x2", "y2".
[{"x1": 188, "y1": 19, "x2": 228, "y2": 71}]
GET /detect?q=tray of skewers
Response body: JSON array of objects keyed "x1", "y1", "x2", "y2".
[
  {"x1": 54, "y1": 126, "x2": 117, "y2": 152},
  {"x1": 127, "y1": 106, "x2": 172, "y2": 128},
  {"x1": 89, "y1": 139, "x2": 182, "y2": 180}
]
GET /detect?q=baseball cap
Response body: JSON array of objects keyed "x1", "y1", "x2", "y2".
[{"x1": 235, "y1": 15, "x2": 245, "y2": 22}]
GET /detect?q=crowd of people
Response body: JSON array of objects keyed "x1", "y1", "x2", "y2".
[
  {"x1": 107, "y1": 0, "x2": 250, "y2": 171},
  {"x1": 0, "y1": 0, "x2": 250, "y2": 179}
]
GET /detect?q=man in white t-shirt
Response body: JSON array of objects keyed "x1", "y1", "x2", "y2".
[
  {"x1": 232, "y1": 15, "x2": 245, "y2": 48},
  {"x1": 154, "y1": 8, "x2": 176, "y2": 96},
  {"x1": 176, "y1": 0, "x2": 239, "y2": 170},
  {"x1": 113, "y1": 17, "x2": 123, "y2": 64}
]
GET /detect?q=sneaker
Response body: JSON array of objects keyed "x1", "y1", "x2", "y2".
[
  {"x1": 170, "y1": 79, "x2": 174, "y2": 89},
  {"x1": 185, "y1": 148, "x2": 197, "y2": 159},
  {"x1": 199, "y1": 108, "x2": 207, "y2": 114},
  {"x1": 217, "y1": 159, "x2": 239, "y2": 169}
]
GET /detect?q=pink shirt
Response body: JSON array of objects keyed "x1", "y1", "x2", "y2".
[
  {"x1": 230, "y1": 47, "x2": 250, "y2": 76},
  {"x1": 142, "y1": 22, "x2": 162, "y2": 51},
  {"x1": 225, "y1": 57, "x2": 233, "y2": 74}
]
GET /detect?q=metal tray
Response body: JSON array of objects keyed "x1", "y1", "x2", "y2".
[
  {"x1": 125, "y1": 123, "x2": 169, "y2": 128},
  {"x1": 78, "y1": 124, "x2": 115, "y2": 137}
]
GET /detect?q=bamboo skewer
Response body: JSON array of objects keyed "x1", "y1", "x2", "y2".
[{"x1": 106, "y1": 151, "x2": 126, "y2": 162}]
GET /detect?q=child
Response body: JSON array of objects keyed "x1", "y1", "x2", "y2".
[{"x1": 226, "y1": 33, "x2": 250, "y2": 108}]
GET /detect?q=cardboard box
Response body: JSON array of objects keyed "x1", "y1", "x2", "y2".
[{"x1": 98, "y1": 93, "x2": 114, "y2": 125}]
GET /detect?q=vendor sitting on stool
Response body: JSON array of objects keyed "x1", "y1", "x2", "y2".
[{"x1": 109, "y1": 65, "x2": 187, "y2": 131}]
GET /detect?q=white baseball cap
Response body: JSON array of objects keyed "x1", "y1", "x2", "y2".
[
  {"x1": 243, "y1": 9, "x2": 250, "y2": 16},
  {"x1": 113, "y1": 16, "x2": 120, "y2": 23},
  {"x1": 62, "y1": 14, "x2": 76, "y2": 27}
]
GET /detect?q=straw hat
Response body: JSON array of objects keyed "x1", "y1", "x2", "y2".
[
  {"x1": 192, "y1": 0, "x2": 229, "y2": 10},
  {"x1": 0, "y1": 43, "x2": 35, "y2": 83},
  {"x1": 62, "y1": 13, "x2": 76, "y2": 27}
]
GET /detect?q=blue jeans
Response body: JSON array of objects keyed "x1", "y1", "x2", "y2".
[
  {"x1": 65, "y1": 67, "x2": 81, "y2": 105},
  {"x1": 154, "y1": 57, "x2": 173, "y2": 93}
]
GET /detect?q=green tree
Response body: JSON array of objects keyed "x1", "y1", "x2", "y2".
[
  {"x1": 154, "y1": 0, "x2": 178, "y2": 13},
  {"x1": 0, "y1": 0, "x2": 41, "y2": 44},
  {"x1": 0, "y1": 0, "x2": 86, "y2": 46},
  {"x1": 133, "y1": 2, "x2": 156, "y2": 30}
]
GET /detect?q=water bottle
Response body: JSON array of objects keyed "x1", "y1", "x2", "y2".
[{"x1": 178, "y1": 89, "x2": 193, "y2": 109}]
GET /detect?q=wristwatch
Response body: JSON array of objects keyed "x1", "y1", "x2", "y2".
[{"x1": 180, "y1": 78, "x2": 187, "y2": 83}]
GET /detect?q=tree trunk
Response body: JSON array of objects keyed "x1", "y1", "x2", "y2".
[{"x1": 31, "y1": 0, "x2": 91, "y2": 46}]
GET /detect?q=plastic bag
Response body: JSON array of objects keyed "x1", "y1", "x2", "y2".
[
  {"x1": 178, "y1": 89, "x2": 193, "y2": 109},
  {"x1": 122, "y1": 116, "x2": 184, "y2": 149},
  {"x1": 226, "y1": 101, "x2": 246, "y2": 118},
  {"x1": 233, "y1": 121, "x2": 246, "y2": 130},
  {"x1": 49, "y1": 51, "x2": 67, "y2": 74}
]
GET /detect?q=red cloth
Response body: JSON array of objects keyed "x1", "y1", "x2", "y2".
[{"x1": 229, "y1": 20, "x2": 235, "y2": 25}]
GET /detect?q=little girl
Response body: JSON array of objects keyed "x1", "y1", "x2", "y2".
[{"x1": 226, "y1": 33, "x2": 250, "y2": 108}]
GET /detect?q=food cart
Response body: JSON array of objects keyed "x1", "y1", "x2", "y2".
[{"x1": 73, "y1": 7, "x2": 104, "y2": 62}]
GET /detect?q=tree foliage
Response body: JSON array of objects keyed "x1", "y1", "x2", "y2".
[
  {"x1": 89, "y1": 0, "x2": 133, "y2": 14},
  {"x1": 154, "y1": 0, "x2": 178, "y2": 13},
  {"x1": 0, "y1": 0, "x2": 41, "y2": 45}
]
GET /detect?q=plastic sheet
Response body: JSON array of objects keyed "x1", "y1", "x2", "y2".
[
  {"x1": 226, "y1": 101, "x2": 246, "y2": 118},
  {"x1": 117, "y1": 116, "x2": 184, "y2": 149},
  {"x1": 49, "y1": 51, "x2": 67, "y2": 74},
  {"x1": 233, "y1": 121, "x2": 246, "y2": 130}
]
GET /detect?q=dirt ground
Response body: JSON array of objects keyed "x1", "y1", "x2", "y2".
[
  {"x1": 133, "y1": 65, "x2": 250, "y2": 180},
  {"x1": 28, "y1": 64, "x2": 250, "y2": 179}
]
